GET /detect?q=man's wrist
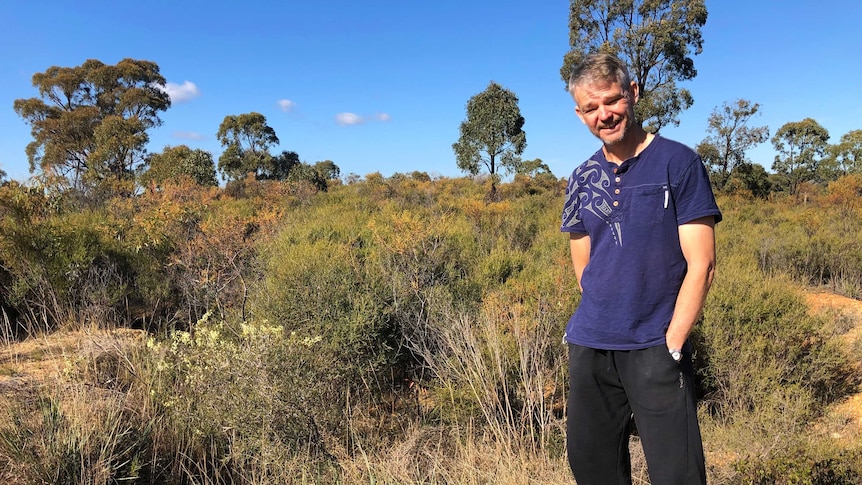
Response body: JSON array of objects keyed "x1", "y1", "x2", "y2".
[{"x1": 668, "y1": 348, "x2": 682, "y2": 362}]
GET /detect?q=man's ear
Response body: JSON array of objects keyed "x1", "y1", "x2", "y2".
[{"x1": 629, "y1": 81, "x2": 639, "y2": 105}]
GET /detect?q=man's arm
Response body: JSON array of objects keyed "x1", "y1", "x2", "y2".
[
  {"x1": 665, "y1": 216, "x2": 717, "y2": 350},
  {"x1": 569, "y1": 232, "x2": 591, "y2": 292}
]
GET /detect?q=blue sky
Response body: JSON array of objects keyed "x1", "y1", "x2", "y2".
[{"x1": 2, "y1": 0, "x2": 861, "y2": 183}]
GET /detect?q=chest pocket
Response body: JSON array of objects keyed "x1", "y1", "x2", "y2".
[{"x1": 627, "y1": 185, "x2": 667, "y2": 228}]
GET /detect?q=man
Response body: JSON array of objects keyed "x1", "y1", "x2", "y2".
[{"x1": 560, "y1": 53, "x2": 721, "y2": 484}]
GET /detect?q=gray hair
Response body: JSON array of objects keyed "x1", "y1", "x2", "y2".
[{"x1": 567, "y1": 53, "x2": 632, "y2": 93}]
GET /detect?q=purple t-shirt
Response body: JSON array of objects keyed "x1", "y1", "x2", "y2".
[{"x1": 560, "y1": 135, "x2": 722, "y2": 350}]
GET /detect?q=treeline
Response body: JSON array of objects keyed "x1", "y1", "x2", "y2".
[
  {"x1": 7, "y1": 58, "x2": 338, "y2": 200},
  {"x1": 695, "y1": 99, "x2": 862, "y2": 198},
  {"x1": 1, "y1": 169, "x2": 862, "y2": 483},
  {"x1": 6, "y1": 59, "x2": 862, "y2": 206}
]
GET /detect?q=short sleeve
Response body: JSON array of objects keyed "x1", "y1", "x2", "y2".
[
  {"x1": 673, "y1": 157, "x2": 722, "y2": 225},
  {"x1": 561, "y1": 172, "x2": 587, "y2": 233}
]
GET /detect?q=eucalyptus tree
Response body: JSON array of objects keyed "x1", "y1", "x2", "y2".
[
  {"x1": 516, "y1": 158, "x2": 552, "y2": 176},
  {"x1": 726, "y1": 162, "x2": 772, "y2": 199},
  {"x1": 13, "y1": 58, "x2": 171, "y2": 192},
  {"x1": 452, "y1": 81, "x2": 526, "y2": 198},
  {"x1": 287, "y1": 162, "x2": 328, "y2": 191},
  {"x1": 560, "y1": 0, "x2": 708, "y2": 132},
  {"x1": 216, "y1": 112, "x2": 280, "y2": 181},
  {"x1": 264, "y1": 150, "x2": 300, "y2": 181},
  {"x1": 313, "y1": 160, "x2": 341, "y2": 181},
  {"x1": 826, "y1": 129, "x2": 862, "y2": 177},
  {"x1": 696, "y1": 99, "x2": 769, "y2": 190},
  {"x1": 142, "y1": 145, "x2": 218, "y2": 187},
  {"x1": 771, "y1": 118, "x2": 830, "y2": 194}
]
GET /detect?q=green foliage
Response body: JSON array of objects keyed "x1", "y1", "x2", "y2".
[
  {"x1": 477, "y1": 245, "x2": 524, "y2": 288},
  {"x1": 691, "y1": 194, "x2": 861, "y2": 479},
  {"x1": 0, "y1": 196, "x2": 131, "y2": 331},
  {"x1": 313, "y1": 160, "x2": 341, "y2": 181},
  {"x1": 745, "y1": 193, "x2": 862, "y2": 299},
  {"x1": 772, "y1": 118, "x2": 831, "y2": 193},
  {"x1": 12, "y1": 58, "x2": 171, "y2": 193},
  {"x1": 452, "y1": 81, "x2": 527, "y2": 196},
  {"x1": 733, "y1": 447, "x2": 862, "y2": 484},
  {"x1": 516, "y1": 158, "x2": 552, "y2": 177},
  {"x1": 216, "y1": 112, "x2": 280, "y2": 181},
  {"x1": 724, "y1": 161, "x2": 772, "y2": 198},
  {"x1": 0, "y1": 174, "x2": 302, "y2": 334},
  {"x1": 263, "y1": 149, "x2": 300, "y2": 181},
  {"x1": 561, "y1": 0, "x2": 707, "y2": 132},
  {"x1": 697, "y1": 99, "x2": 770, "y2": 190},
  {"x1": 248, "y1": 197, "x2": 405, "y2": 453},
  {"x1": 286, "y1": 158, "x2": 329, "y2": 190},
  {"x1": 142, "y1": 145, "x2": 218, "y2": 187},
  {"x1": 697, "y1": 263, "x2": 851, "y2": 427},
  {"x1": 826, "y1": 129, "x2": 862, "y2": 177},
  {"x1": 144, "y1": 314, "x2": 340, "y2": 481}
]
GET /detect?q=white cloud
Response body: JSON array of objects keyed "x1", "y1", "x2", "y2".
[
  {"x1": 335, "y1": 112, "x2": 391, "y2": 126},
  {"x1": 335, "y1": 112, "x2": 364, "y2": 126},
  {"x1": 158, "y1": 81, "x2": 200, "y2": 103},
  {"x1": 172, "y1": 131, "x2": 206, "y2": 140},
  {"x1": 277, "y1": 99, "x2": 296, "y2": 112}
]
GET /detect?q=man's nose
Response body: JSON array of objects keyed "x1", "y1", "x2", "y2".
[{"x1": 597, "y1": 104, "x2": 612, "y2": 120}]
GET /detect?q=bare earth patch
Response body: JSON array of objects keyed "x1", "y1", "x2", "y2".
[
  {"x1": 805, "y1": 291, "x2": 862, "y2": 447},
  {"x1": 0, "y1": 328, "x2": 145, "y2": 392}
]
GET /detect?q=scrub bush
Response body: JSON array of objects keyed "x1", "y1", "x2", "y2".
[
  {"x1": 695, "y1": 194, "x2": 860, "y2": 478},
  {"x1": 733, "y1": 447, "x2": 862, "y2": 484},
  {"x1": 3, "y1": 174, "x2": 861, "y2": 483}
]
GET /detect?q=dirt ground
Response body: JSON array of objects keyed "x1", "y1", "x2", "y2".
[{"x1": 0, "y1": 327, "x2": 145, "y2": 394}]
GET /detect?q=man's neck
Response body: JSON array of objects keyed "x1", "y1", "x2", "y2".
[{"x1": 603, "y1": 127, "x2": 653, "y2": 165}]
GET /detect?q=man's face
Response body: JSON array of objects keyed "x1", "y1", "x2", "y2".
[{"x1": 572, "y1": 80, "x2": 638, "y2": 146}]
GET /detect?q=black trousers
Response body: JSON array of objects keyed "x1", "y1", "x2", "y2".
[{"x1": 567, "y1": 344, "x2": 706, "y2": 485}]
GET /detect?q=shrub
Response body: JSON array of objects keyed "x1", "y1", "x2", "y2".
[
  {"x1": 694, "y1": 196, "x2": 859, "y2": 472},
  {"x1": 697, "y1": 257, "x2": 854, "y2": 426},
  {"x1": 733, "y1": 447, "x2": 862, "y2": 484}
]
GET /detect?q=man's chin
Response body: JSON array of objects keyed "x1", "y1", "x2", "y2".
[{"x1": 599, "y1": 132, "x2": 625, "y2": 146}]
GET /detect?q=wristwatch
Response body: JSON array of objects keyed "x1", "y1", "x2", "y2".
[{"x1": 669, "y1": 348, "x2": 682, "y2": 362}]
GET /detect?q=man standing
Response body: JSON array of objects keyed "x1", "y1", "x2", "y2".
[{"x1": 560, "y1": 53, "x2": 721, "y2": 484}]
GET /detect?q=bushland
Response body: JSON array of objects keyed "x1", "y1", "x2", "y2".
[{"x1": 1, "y1": 172, "x2": 860, "y2": 483}]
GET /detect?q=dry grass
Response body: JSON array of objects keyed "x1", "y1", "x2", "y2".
[
  {"x1": 337, "y1": 423, "x2": 575, "y2": 484},
  {"x1": 1, "y1": 288, "x2": 861, "y2": 483},
  {"x1": 0, "y1": 327, "x2": 149, "y2": 484}
]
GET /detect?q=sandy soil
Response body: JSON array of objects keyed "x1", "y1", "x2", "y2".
[
  {"x1": 0, "y1": 327, "x2": 145, "y2": 393},
  {"x1": 804, "y1": 291, "x2": 862, "y2": 446}
]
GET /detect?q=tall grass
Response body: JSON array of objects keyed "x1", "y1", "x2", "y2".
[
  {"x1": 401, "y1": 292, "x2": 566, "y2": 455},
  {"x1": 0, "y1": 330, "x2": 154, "y2": 484}
]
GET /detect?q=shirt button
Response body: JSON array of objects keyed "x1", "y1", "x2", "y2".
[
  {"x1": 613, "y1": 201, "x2": 619, "y2": 207},
  {"x1": 614, "y1": 188, "x2": 620, "y2": 194},
  {"x1": 613, "y1": 167, "x2": 618, "y2": 173},
  {"x1": 615, "y1": 177, "x2": 621, "y2": 183}
]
